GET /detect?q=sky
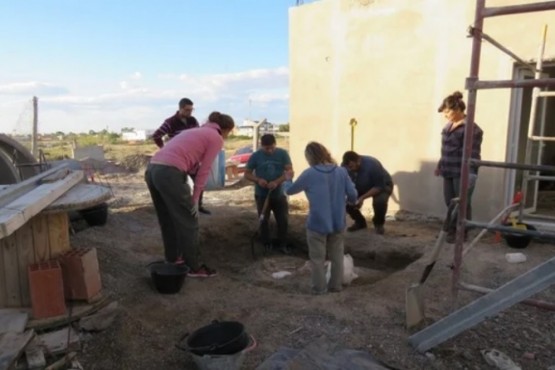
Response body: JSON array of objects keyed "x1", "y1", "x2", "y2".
[{"x1": 0, "y1": 0, "x2": 295, "y2": 134}]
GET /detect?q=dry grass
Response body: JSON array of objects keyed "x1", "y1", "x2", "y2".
[{"x1": 38, "y1": 135, "x2": 290, "y2": 163}]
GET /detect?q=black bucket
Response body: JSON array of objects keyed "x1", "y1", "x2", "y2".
[
  {"x1": 80, "y1": 203, "x2": 109, "y2": 226},
  {"x1": 502, "y1": 223, "x2": 536, "y2": 249},
  {"x1": 148, "y1": 261, "x2": 189, "y2": 294},
  {"x1": 176, "y1": 321, "x2": 249, "y2": 356}
]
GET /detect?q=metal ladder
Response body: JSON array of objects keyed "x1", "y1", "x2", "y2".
[{"x1": 519, "y1": 24, "x2": 555, "y2": 222}]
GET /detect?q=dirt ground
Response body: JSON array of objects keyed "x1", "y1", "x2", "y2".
[{"x1": 72, "y1": 168, "x2": 555, "y2": 370}]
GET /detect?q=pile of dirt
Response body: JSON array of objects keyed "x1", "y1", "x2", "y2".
[{"x1": 118, "y1": 154, "x2": 152, "y2": 173}]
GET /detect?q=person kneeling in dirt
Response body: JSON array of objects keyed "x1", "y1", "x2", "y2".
[
  {"x1": 145, "y1": 112, "x2": 235, "y2": 278},
  {"x1": 341, "y1": 151, "x2": 393, "y2": 235},
  {"x1": 284, "y1": 142, "x2": 357, "y2": 294},
  {"x1": 244, "y1": 134, "x2": 293, "y2": 254}
]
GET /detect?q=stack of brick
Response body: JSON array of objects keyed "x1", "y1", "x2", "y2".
[{"x1": 28, "y1": 247, "x2": 102, "y2": 319}]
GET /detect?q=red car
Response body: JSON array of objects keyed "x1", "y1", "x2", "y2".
[{"x1": 227, "y1": 145, "x2": 253, "y2": 172}]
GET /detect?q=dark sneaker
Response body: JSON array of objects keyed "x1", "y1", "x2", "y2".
[
  {"x1": 347, "y1": 223, "x2": 367, "y2": 232},
  {"x1": 199, "y1": 207, "x2": 211, "y2": 215},
  {"x1": 188, "y1": 264, "x2": 217, "y2": 278},
  {"x1": 375, "y1": 225, "x2": 385, "y2": 235}
]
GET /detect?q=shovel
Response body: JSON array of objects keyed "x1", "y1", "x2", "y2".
[
  {"x1": 250, "y1": 190, "x2": 273, "y2": 259},
  {"x1": 405, "y1": 201, "x2": 458, "y2": 329}
]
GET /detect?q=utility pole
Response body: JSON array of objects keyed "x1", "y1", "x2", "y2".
[{"x1": 31, "y1": 96, "x2": 38, "y2": 157}]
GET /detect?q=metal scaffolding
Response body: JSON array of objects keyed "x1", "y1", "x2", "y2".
[
  {"x1": 409, "y1": 0, "x2": 555, "y2": 353},
  {"x1": 453, "y1": 0, "x2": 555, "y2": 305}
]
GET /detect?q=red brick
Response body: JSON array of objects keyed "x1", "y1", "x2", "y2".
[
  {"x1": 28, "y1": 260, "x2": 66, "y2": 319},
  {"x1": 59, "y1": 247, "x2": 102, "y2": 301}
]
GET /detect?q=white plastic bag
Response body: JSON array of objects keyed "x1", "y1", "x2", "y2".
[
  {"x1": 342, "y1": 254, "x2": 358, "y2": 285},
  {"x1": 324, "y1": 254, "x2": 359, "y2": 285}
]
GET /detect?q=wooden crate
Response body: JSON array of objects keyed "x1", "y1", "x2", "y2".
[{"x1": 0, "y1": 213, "x2": 70, "y2": 308}]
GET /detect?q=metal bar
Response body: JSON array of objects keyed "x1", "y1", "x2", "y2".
[
  {"x1": 530, "y1": 135, "x2": 555, "y2": 142},
  {"x1": 470, "y1": 159, "x2": 555, "y2": 172},
  {"x1": 409, "y1": 257, "x2": 555, "y2": 353},
  {"x1": 466, "y1": 220, "x2": 555, "y2": 239},
  {"x1": 454, "y1": 0, "x2": 485, "y2": 309},
  {"x1": 458, "y1": 282, "x2": 555, "y2": 311},
  {"x1": 538, "y1": 91, "x2": 555, "y2": 97},
  {"x1": 527, "y1": 175, "x2": 555, "y2": 181},
  {"x1": 472, "y1": 77, "x2": 555, "y2": 89},
  {"x1": 459, "y1": 203, "x2": 520, "y2": 261},
  {"x1": 470, "y1": 28, "x2": 537, "y2": 73},
  {"x1": 483, "y1": 1, "x2": 555, "y2": 18}
]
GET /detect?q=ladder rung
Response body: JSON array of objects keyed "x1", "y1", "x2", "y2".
[
  {"x1": 525, "y1": 175, "x2": 555, "y2": 182},
  {"x1": 529, "y1": 136, "x2": 555, "y2": 142},
  {"x1": 538, "y1": 91, "x2": 555, "y2": 97}
]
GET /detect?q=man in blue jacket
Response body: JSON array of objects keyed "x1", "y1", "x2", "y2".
[{"x1": 342, "y1": 151, "x2": 394, "y2": 235}]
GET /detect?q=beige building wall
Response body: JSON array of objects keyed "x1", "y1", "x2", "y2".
[{"x1": 289, "y1": 0, "x2": 555, "y2": 220}]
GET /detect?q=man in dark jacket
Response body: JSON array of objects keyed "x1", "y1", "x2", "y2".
[
  {"x1": 152, "y1": 98, "x2": 210, "y2": 215},
  {"x1": 341, "y1": 151, "x2": 394, "y2": 235}
]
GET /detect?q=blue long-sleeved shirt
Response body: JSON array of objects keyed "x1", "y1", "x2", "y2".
[{"x1": 285, "y1": 164, "x2": 358, "y2": 234}]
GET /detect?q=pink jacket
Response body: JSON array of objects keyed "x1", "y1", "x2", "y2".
[{"x1": 150, "y1": 122, "x2": 223, "y2": 203}]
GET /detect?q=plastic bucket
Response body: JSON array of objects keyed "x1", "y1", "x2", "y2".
[
  {"x1": 177, "y1": 321, "x2": 249, "y2": 356},
  {"x1": 189, "y1": 335, "x2": 256, "y2": 370},
  {"x1": 80, "y1": 203, "x2": 108, "y2": 226},
  {"x1": 147, "y1": 261, "x2": 189, "y2": 294},
  {"x1": 205, "y1": 150, "x2": 226, "y2": 190}
]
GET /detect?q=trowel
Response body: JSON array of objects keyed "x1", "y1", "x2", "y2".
[{"x1": 405, "y1": 202, "x2": 458, "y2": 329}]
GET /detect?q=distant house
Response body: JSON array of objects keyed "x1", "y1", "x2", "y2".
[
  {"x1": 234, "y1": 120, "x2": 278, "y2": 137},
  {"x1": 121, "y1": 129, "x2": 155, "y2": 142}
]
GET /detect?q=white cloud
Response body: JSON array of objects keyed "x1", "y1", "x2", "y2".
[
  {"x1": 130, "y1": 72, "x2": 142, "y2": 80},
  {"x1": 0, "y1": 67, "x2": 290, "y2": 133},
  {"x1": 0, "y1": 82, "x2": 69, "y2": 96}
]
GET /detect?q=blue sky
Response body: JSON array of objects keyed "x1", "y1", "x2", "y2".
[{"x1": 0, "y1": 0, "x2": 294, "y2": 133}]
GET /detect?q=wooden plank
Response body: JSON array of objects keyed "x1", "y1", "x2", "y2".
[
  {"x1": 2, "y1": 235, "x2": 21, "y2": 307},
  {"x1": 15, "y1": 225, "x2": 35, "y2": 307},
  {"x1": 46, "y1": 213, "x2": 70, "y2": 258},
  {"x1": 0, "y1": 239, "x2": 6, "y2": 308},
  {"x1": 0, "y1": 164, "x2": 68, "y2": 208},
  {"x1": 0, "y1": 330, "x2": 34, "y2": 370},
  {"x1": 44, "y1": 184, "x2": 112, "y2": 213},
  {"x1": 0, "y1": 309, "x2": 28, "y2": 334},
  {"x1": 24, "y1": 337, "x2": 45, "y2": 369},
  {"x1": 31, "y1": 215, "x2": 50, "y2": 262},
  {"x1": 37, "y1": 327, "x2": 79, "y2": 356},
  {"x1": 0, "y1": 170, "x2": 84, "y2": 239}
]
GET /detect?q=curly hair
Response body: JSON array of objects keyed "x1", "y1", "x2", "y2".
[{"x1": 305, "y1": 142, "x2": 336, "y2": 166}]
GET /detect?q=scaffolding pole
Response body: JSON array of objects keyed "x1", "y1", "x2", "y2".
[{"x1": 454, "y1": 0, "x2": 555, "y2": 309}]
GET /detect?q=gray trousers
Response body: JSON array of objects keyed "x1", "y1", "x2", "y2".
[
  {"x1": 145, "y1": 164, "x2": 200, "y2": 269},
  {"x1": 306, "y1": 229, "x2": 344, "y2": 294}
]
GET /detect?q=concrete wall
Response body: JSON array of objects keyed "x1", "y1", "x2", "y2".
[{"x1": 289, "y1": 0, "x2": 555, "y2": 220}]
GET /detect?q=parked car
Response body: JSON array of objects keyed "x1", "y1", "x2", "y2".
[{"x1": 227, "y1": 145, "x2": 253, "y2": 171}]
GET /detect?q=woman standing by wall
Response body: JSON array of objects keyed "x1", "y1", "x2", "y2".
[{"x1": 435, "y1": 91, "x2": 484, "y2": 242}]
